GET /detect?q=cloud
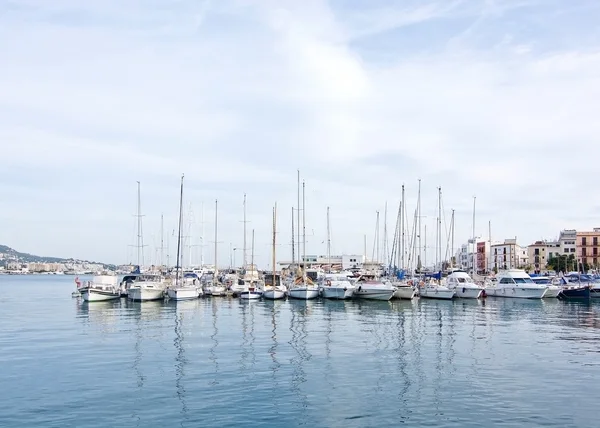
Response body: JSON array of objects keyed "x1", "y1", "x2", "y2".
[{"x1": 0, "y1": 0, "x2": 599, "y2": 268}]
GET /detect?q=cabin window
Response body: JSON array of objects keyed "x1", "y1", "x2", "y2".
[{"x1": 499, "y1": 278, "x2": 514, "y2": 284}]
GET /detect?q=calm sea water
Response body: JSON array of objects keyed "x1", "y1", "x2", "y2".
[{"x1": 1, "y1": 275, "x2": 600, "y2": 427}]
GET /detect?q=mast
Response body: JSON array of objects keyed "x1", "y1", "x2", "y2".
[
  {"x1": 136, "y1": 181, "x2": 144, "y2": 267},
  {"x1": 327, "y1": 206, "x2": 331, "y2": 273},
  {"x1": 364, "y1": 234, "x2": 367, "y2": 263},
  {"x1": 401, "y1": 184, "x2": 405, "y2": 271},
  {"x1": 373, "y1": 211, "x2": 380, "y2": 264},
  {"x1": 175, "y1": 174, "x2": 184, "y2": 285},
  {"x1": 472, "y1": 196, "x2": 476, "y2": 275},
  {"x1": 383, "y1": 202, "x2": 388, "y2": 270},
  {"x1": 297, "y1": 170, "x2": 301, "y2": 271},
  {"x1": 302, "y1": 180, "x2": 306, "y2": 281},
  {"x1": 291, "y1": 206, "x2": 295, "y2": 266},
  {"x1": 251, "y1": 228, "x2": 255, "y2": 271},
  {"x1": 488, "y1": 220, "x2": 491, "y2": 273},
  {"x1": 200, "y1": 202, "x2": 205, "y2": 266},
  {"x1": 417, "y1": 179, "x2": 422, "y2": 271},
  {"x1": 437, "y1": 187, "x2": 441, "y2": 272},
  {"x1": 243, "y1": 193, "x2": 247, "y2": 267},
  {"x1": 424, "y1": 224, "x2": 427, "y2": 269},
  {"x1": 451, "y1": 209, "x2": 455, "y2": 268},
  {"x1": 214, "y1": 199, "x2": 218, "y2": 277},
  {"x1": 273, "y1": 203, "x2": 277, "y2": 288},
  {"x1": 160, "y1": 213, "x2": 164, "y2": 268}
]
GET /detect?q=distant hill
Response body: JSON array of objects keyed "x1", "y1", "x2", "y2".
[{"x1": 0, "y1": 244, "x2": 111, "y2": 267}]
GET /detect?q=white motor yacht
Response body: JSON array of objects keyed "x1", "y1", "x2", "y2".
[
  {"x1": 81, "y1": 275, "x2": 121, "y2": 302},
  {"x1": 288, "y1": 275, "x2": 320, "y2": 300},
  {"x1": 445, "y1": 269, "x2": 483, "y2": 299},
  {"x1": 127, "y1": 273, "x2": 166, "y2": 301},
  {"x1": 353, "y1": 275, "x2": 395, "y2": 301},
  {"x1": 484, "y1": 269, "x2": 547, "y2": 299},
  {"x1": 321, "y1": 273, "x2": 355, "y2": 300}
]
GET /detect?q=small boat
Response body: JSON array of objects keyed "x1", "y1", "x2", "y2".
[
  {"x1": 353, "y1": 275, "x2": 395, "y2": 301},
  {"x1": 264, "y1": 206, "x2": 287, "y2": 301},
  {"x1": 239, "y1": 284, "x2": 262, "y2": 300},
  {"x1": 392, "y1": 283, "x2": 417, "y2": 299},
  {"x1": 445, "y1": 269, "x2": 482, "y2": 299},
  {"x1": 127, "y1": 274, "x2": 165, "y2": 301},
  {"x1": 558, "y1": 284, "x2": 591, "y2": 300},
  {"x1": 321, "y1": 274, "x2": 355, "y2": 300},
  {"x1": 81, "y1": 275, "x2": 121, "y2": 302},
  {"x1": 419, "y1": 282, "x2": 455, "y2": 300}
]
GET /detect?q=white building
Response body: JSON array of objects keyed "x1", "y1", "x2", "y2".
[
  {"x1": 456, "y1": 237, "x2": 490, "y2": 274},
  {"x1": 559, "y1": 229, "x2": 577, "y2": 256},
  {"x1": 279, "y1": 254, "x2": 365, "y2": 271},
  {"x1": 490, "y1": 238, "x2": 528, "y2": 270}
]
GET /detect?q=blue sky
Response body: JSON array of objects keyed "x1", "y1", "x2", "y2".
[{"x1": 1, "y1": 0, "x2": 599, "y2": 267}]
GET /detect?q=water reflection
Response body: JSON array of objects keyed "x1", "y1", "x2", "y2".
[
  {"x1": 210, "y1": 299, "x2": 220, "y2": 386},
  {"x1": 238, "y1": 300, "x2": 257, "y2": 377},
  {"x1": 76, "y1": 300, "x2": 122, "y2": 332},
  {"x1": 288, "y1": 299, "x2": 310, "y2": 417},
  {"x1": 173, "y1": 304, "x2": 189, "y2": 424}
]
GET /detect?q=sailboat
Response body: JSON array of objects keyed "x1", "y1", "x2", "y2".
[
  {"x1": 263, "y1": 203, "x2": 286, "y2": 300},
  {"x1": 390, "y1": 185, "x2": 417, "y2": 299},
  {"x1": 128, "y1": 181, "x2": 166, "y2": 301},
  {"x1": 321, "y1": 207, "x2": 355, "y2": 299},
  {"x1": 288, "y1": 174, "x2": 319, "y2": 300},
  {"x1": 166, "y1": 174, "x2": 200, "y2": 301},
  {"x1": 239, "y1": 229, "x2": 262, "y2": 300},
  {"x1": 210, "y1": 199, "x2": 226, "y2": 297},
  {"x1": 419, "y1": 187, "x2": 455, "y2": 300}
]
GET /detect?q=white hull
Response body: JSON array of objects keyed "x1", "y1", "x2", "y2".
[
  {"x1": 485, "y1": 286, "x2": 547, "y2": 299},
  {"x1": 420, "y1": 286, "x2": 455, "y2": 300},
  {"x1": 239, "y1": 291, "x2": 262, "y2": 300},
  {"x1": 71, "y1": 290, "x2": 81, "y2": 297},
  {"x1": 166, "y1": 287, "x2": 198, "y2": 301},
  {"x1": 452, "y1": 286, "x2": 482, "y2": 299},
  {"x1": 354, "y1": 287, "x2": 395, "y2": 301},
  {"x1": 322, "y1": 287, "x2": 355, "y2": 300},
  {"x1": 128, "y1": 287, "x2": 164, "y2": 301},
  {"x1": 543, "y1": 285, "x2": 560, "y2": 298},
  {"x1": 289, "y1": 287, "x2": 320, "y2": 300},
  {"x1": 82, "y1": 288, "x2": 120, "y2": 302},
  {"x1": 263, "y1": 289, "x2": 286, "y2": 300},
  {"x1": 211, "y1": 286, "x2": 226, "y2": 296},
  {"x1": 393, "y1": 286, "x2": 416, "y2": 300}
]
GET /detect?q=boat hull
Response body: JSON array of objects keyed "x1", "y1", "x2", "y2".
[
  {"x1": 420, "y1": 287, "x2": 455, "y2": 300},
  {"x1": 128, "y1": 287, "x2": 164, "y2": 301},
  {"x1": 211, "y1": 286, "x2": 226, "y2": 297},
  {"x1": 166, "y1": 287, "x2": 198, "y2": 301},
  {"x1": 393, "y1": 286, "x2": 416, "y2": 300},
  {"x1": 239, "y1": 291, "x2": 262, "y2": 300},
  {"x1": 263, "y1": 289, "x2": 286, "y2": 300},
  {"x1": 558, "y1": 285, "x2": 591, "y2": 300},
  {"x1": 543, "y1": 285, "x2": 560, "y2": 298},
  {"x1": 322, "y1": 287, "x2": 355, "y2": 300},
  {"x1": 81, "y1": 288, "x2": 120, "y2": 302},
  {"x1": 452, "y1": 286, "x2": 482, "y2": 299},
  {"x1": 354, "y1": 286, "x2": 395, "y2": 301},
  {"x1": 288, "y1": 287, "x2": 320, "y2": 300},
  {"x1": 484, "y1": 286, "x2": 547, "y2": 299}
]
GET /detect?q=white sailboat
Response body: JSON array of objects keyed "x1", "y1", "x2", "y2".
[
  {"x1": 127, "y1": 181, "x2": 166, "y2": 301},
  {"x1": 263, "y1": 203, "x2": 286, "y2": 300},
  {"x1": 288, "y1": 174, "x2": 319, "y2": 300},
  {"x1": 484, "y1": 269, "x2": 547, "y2": 298},
  {"x1": 166, "y1": 174, "x2": 199, "y2": 301},
  {"x1": 390, "y1": 185, "x2": 417, "y2": 299},
  {"x1": 81, "y1": 275, "x2": 121, "y2": 302},
  {"x1": 419, "y1": 187, "x2": 454, "y2": 300},
  {"x1": 210, "y1": 199, "x2": 226, "y2": 297},
  {"x1": 240, "y1": 229, "x2": 262, "y2": 300},
  {"x1": 321, "y1": 207, "x2": 355, "y2": 299}
]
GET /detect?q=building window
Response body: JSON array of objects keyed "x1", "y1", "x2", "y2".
[
  {"x1": 582, "y1": 237, "x2": 587, "y2": 246},
  {"x1": 582, "y1": 248, "x2": 587, "y2": 256},
  {"x1": 534, "y1": 249, "x2": 539, "y2": 255},
  {"x1": 594, "y1": 248, "x2": 598, "y2": 256},
  {"x1": 594, "y1": 237, "x2": 598, "y2": 246}
]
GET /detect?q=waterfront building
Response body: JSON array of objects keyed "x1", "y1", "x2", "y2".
[
  {"x1": 559, "y1": 229, "x2": 577, "y2": 255},
  {"x1": 490, "y1": 238, "x2": 528, "y2": 270},
  {"x1": 576, "y1": 228, "x2": 600, "y2": 269},
  {"x1": 278, "y1": 254, "x2": 365, "y2": 270},
  {"x1": 527, "y1": 240, "x2": 560, "y2": 274}
]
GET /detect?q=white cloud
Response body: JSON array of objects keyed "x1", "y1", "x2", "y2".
[{"x1": 0, "y1": 0, "x2": 598, "y2": 267}]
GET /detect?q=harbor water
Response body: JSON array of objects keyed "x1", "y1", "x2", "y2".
[{"x1": 1, "y1": 275, "x2": 600, "y2": 427}]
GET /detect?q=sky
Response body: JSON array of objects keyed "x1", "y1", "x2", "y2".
[{"x1": 1, "y1": 0, "x2": 600, "y2": 268}]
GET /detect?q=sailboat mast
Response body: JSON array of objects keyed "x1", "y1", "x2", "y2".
[
  {"x1": 273, "y1": 204, "x2": 277, "y2": 288},
  {"x1": 451, "y1": 209, "x2": 455, "y2": 268},
  {"x1": 175, "y1": 174, "x2": 184, "y2": 284},
  {"x1": 437, "y1": 187, "x2": 441, "y2": 271},
  {"x1": 136, "y1": 181, "x2": 143, "y2": 267},
  {"x1": 401, "y1": 184, "x2": 405, "y2": 271},
  {"x1": 214, "y1": 199, "x2": 218, "y2": 277},
  {"x1": 417, "y1": 179, "x2": 422, "y2": 271},
  {"x1": 243, "y1": 193, "x2": 247, "y2": 267},
  {"x1": 160, "y1": 213, "x2": 164, "y2": 268},
  {"x1": 297, "y1": 170, "x2": 301, "y2": 270},
  {"x1": 302, "y1": 180, "x2": 306, "y2": 280},
  {"x1": 327, "y1": 206, "x2": 331, "y2": 273},
  {"x1": 383, "y1": 202, "x2": 388, "y2": 269},
  {"x1": 251, "y1": 229, "x2": 255, "y2": 272},
  {"x1": 200, "y1": 202, "x2": 205, "y2": 266},
  {"x1": 291, "y1": 206, "x2": 295, "y2": 266},
  {"x1": 472, "y1": 196, "x2": 476, "y2": 275}
]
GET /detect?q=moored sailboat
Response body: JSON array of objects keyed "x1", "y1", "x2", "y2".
[{"x1": 263, "y1": 203, "x2": 286, "y2": 300}]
